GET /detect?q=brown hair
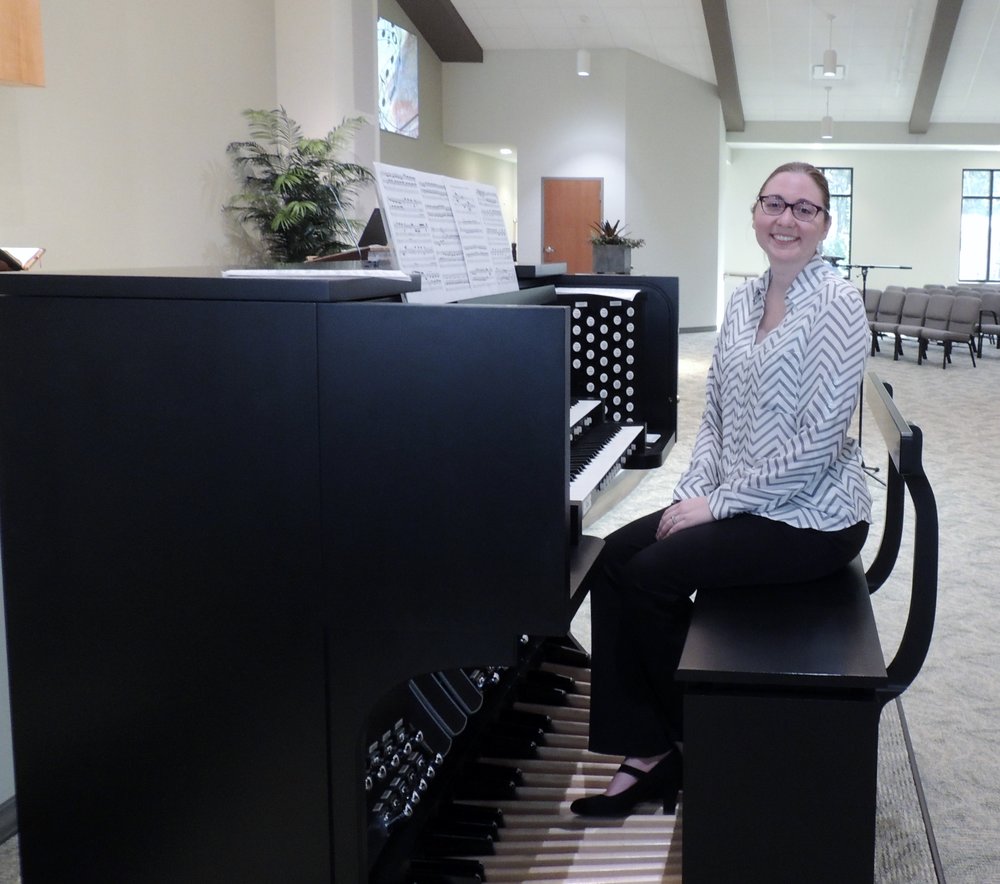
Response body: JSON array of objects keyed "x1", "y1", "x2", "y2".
[{"x1": 756, "y1": 162, "x2": 831, "y2": 212}]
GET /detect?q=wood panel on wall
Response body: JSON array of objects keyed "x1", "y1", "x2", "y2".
[{"x1": 0, "y1": 0, "x2": 44, "y2": 86}]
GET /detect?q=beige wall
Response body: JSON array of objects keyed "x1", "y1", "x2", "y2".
[
  {"x1": 0, "y1": 0, "x2": 280, "y2": 271},
  {"x1": 0, "y1": 0, "x2": 394, "y2": 272}
]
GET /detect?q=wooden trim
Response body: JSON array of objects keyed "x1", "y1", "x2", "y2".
[
  {"x1": 909, "y1": 0, "x2": 964, "y2": 134},
  {"x1": 395, "y1": 0, "x2": 482, "y2": 63},
  {"x1": 0, "y1": 0, "x2": 45, "y2": 87},
  {"x1": 701, "y1": 0, "x2": 744, "y2": 132}
]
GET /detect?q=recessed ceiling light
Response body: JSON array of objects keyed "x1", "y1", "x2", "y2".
[{"x1": 499, "y1": 147, "x2": 512, "y2": 155}]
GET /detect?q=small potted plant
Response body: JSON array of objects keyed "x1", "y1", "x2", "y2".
[{"x1": 590, "y1": 220, "x2": 644, "y2": 274}]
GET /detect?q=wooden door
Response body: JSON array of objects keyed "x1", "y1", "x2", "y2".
[{"x1": 542, "y1": 178, "x2": 603, "y2": 274}]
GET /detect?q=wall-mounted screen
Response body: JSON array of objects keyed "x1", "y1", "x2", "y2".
[{"x1": 377, "y1": 17, "x2": 419, "y2": 139}]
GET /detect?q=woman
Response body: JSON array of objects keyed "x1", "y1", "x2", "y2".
[{"x1": 571, "y1": 162, "x2": 873, "y2": 817}]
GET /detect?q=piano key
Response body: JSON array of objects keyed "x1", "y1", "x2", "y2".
[
  {"x1": 409, "y1": 855, "x2": 486, "y2": 882},
  {"x1": 523, "y1": 668, "x2": 576, "y2": 693},
  {"x1": 420, "y1": 831, "x2": 496, "y2": 857},
  {"x1": 516, "y1": 682, "x2": 568, "y2": 706},
  {"x1": 453, "y1": 763, "x2": 523, "y2": 800},
  {"x1": 477, "y1": 731, "x2": 540, "y2": 760}
]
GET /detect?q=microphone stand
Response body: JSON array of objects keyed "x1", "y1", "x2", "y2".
[
  {"x1": 840, "y1": 262, "x2": 912, "y2": 300},
  {"x1": 855, "y1": 382, "x2": 884, "y2": 486},
  {"x1": 839, "y1": 263, "x2": 913, "y2": 486}
]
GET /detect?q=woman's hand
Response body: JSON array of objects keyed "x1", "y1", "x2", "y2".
[{"x1": 656, "y1": 497, "x2": 715, "y2": 540}]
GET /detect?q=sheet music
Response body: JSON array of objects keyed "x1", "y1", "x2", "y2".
[
  {"x1": 374, "y1": 165, "x2": 444, "y2": 296},
  {"x1": 472, "y1": 183, "x2": 518, "y2": 291},
  {"x1": 374, "y1": 163, "x2": 517, "y2": 304},
  {"x1": 419, "y1": 174, "x2": 471, "y2": 297}
]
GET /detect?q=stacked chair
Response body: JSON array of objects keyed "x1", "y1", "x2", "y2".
[
  {"x1": 865, "y1": 283, "x2": 982, "y2": 368},
  {"x1": 917, "y1": 293, "x2": 979, "y2": 368},
  {"x1": 892, "y1": 290, "x2": 930, "y2": 360},
  {"x1": 868, "y1": 287, "x2": 905, "y2": 356}
]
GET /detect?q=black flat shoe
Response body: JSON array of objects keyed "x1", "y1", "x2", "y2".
[{"x1": 570, "y1": 750, "x2": 682, "y2": 817}]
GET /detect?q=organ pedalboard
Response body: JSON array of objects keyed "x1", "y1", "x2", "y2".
[{"x1": 366, "y1": 636, "x2": 592, "y2": 884}]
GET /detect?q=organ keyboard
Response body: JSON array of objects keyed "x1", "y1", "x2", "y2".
[
  {"x1": 467, "y1": 275, "x2": 679, "y2": 538},
  {"x1": 569, "y1": 421, "x2": 644, "y2": 525},
  {"x1": 0, "y1": 268, "x2": 678, "y2": 883}
]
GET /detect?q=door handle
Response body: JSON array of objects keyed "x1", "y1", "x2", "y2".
[{"x1": 544, "y1": 246, "x2": 555, "y2": 253}]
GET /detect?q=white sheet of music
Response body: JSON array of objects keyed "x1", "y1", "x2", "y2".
[{"x1": 374, "y1": 162, "x2": 517, "y2": 304}]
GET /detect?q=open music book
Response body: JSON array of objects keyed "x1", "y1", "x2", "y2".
[
  {"x1": 0, "y1": 246, "x2": 45, "y2": 271},
  {"x1": 373, "y1": 163, "x2": 518, "y2": 304}
]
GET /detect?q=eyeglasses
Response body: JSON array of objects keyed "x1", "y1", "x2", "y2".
[{"x1": 757, "y1": 195, "x2": 827, "y2": 221}]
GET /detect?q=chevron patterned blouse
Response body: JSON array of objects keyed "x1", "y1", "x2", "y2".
[{"x1": 674, "y1": 255, "x2": 873, "y2": 531}]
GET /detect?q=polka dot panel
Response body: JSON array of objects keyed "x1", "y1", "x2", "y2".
[{"x1": 565, "y1": 296, "x2": 641, "y2": 424}]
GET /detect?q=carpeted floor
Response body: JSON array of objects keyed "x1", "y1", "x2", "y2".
[
  {"x1": 0, "y1": 837, "x2": 16, "y2": 884},
  {"x1": 576, "y1": 327, "x2": 1000, "y2": 883}
]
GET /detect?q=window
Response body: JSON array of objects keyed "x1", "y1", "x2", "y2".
[
  {"x1": 818, "y1": 166, "x2": 852, "y2": 271},
  {"x1": 959, "y1": 169, "x2": 1000, "y2": 281}
]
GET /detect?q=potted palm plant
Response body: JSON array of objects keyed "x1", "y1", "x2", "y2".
[
  {"x1": 225, "y1": 107, "x2": 374, "y2": 264},
  {"x1": 590, "y1": 219, "x2": 644, "y2": 274}
]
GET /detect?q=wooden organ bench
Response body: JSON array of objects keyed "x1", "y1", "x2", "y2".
[{"x1": 677, "y1": 372, "x2": 939, "y2": 884}]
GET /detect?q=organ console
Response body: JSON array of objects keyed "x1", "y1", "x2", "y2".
[{"x1": 0, "y1": 267, "x2": 678, "y2": 882}]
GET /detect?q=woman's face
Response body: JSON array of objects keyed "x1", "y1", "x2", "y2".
[{"x1": 752, "y1": 171, "x2": 831, "y2": 271}]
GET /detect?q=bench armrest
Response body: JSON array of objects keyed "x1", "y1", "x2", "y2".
[{"x1": 863, "y1": 372, "x2": 939, "y2": 702}]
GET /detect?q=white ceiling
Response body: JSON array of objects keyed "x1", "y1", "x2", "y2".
[{"x1": 448, "y1": 0, "x2": 1000, "y2": 133}]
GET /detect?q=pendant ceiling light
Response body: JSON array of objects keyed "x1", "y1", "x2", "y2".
[
  {"x1": 577, "y1": 49, "x2": 591, "y2": 77},
  {"x1": 821, "y1": 86, "x2": 834, "y2": 140},
  {"x1": 823, "y1": 14, "x2": 838, "y2": 77}
]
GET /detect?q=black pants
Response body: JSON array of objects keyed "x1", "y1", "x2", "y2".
[{"x1": 585, "y1": 508, "x2": 869, "y2": 757}]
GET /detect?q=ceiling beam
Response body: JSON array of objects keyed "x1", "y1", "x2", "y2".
[
  {"x1": 702, "y1": 0, "x2": 744, "y2": 132},
  {"x1": 909, "y1": 0, "x2": 964, "y2": 134},
  {"x1": 396, "y1": 0, "x2": 483, "y2": 63}
]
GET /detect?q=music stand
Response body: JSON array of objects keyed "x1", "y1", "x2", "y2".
[{"x1": 839, "y1": 263, "x2": 912, "y2": 485}]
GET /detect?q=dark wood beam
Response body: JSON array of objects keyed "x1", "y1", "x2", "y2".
[
  {"x1": 909, "y1": 0, "x2": 964, "y2": 134},
  {"x1": 702, "y1": 0, "x2": 744, "y2": 132},
  {"x1": 396, "y1": 0, "x2": 483, "y2": 63}
]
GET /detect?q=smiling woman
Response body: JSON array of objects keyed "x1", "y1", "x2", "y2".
[{"x1": 571, "y1": 161, "x2": 873, "y2": 821}]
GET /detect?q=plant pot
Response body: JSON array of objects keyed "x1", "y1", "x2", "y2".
[{"x1": 592, "y1": 243, "x2": 632, "y2": 274}]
